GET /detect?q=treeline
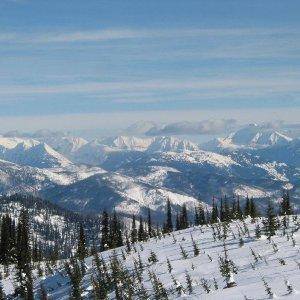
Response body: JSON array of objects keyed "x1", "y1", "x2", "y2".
[{"x1": 0, "y1": 194, "x2": 102, "y2": 260}]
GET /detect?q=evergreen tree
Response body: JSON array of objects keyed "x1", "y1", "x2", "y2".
[
  {"x1": 166, "y1": 258, "x2": 173, "y2": 273},
  {"x1": 179, "y1": 244, "x2": 188, "y2": 259},
  {"x1": 211, "y1": 198, "x2": 219, "y2": 224},
  {"x1": 164, "y1": 199, "x2": 173, "y2": 233},
  {"x1": 194, "y1": 206, "x2": 200, "y2": 226},
  {"x1": 148, "y1": 250, "x2": 158, "y2": 264},
  {"x1": 77, "y1": 224, "x2": 87, "y2": 275},
  {"x1": 100, "y1": 211, "x2": 110, "y2": 251},
  {"x1": 191, "y1": 234, "x2": 200, "y2": 256},
  {"x1": 223, "y1": 196, "x2": 231, "y2": 222},
  {"x1": 264, "y1": 201, "x2": 277, "y2": 239},
  {"x1": 255, "y1": 224, "x2": 261, "y2": 239},
  {"x1": 219, "y1": 198, "x2": 225, "y2": 222},
  {"x1": 110, "y1": 212, "x2": 123, "y2": 248},
  {"x1": 244, "y1": 196, "x2": 251, "y2": 216},
  {"x1": 131, "y1": 215, "x2": 138, "y2": 244},
  {"x1": 218, "y1": 242, "x2": 238, "y2": 288},
  {"x1": 0, "y1": 214, "x2": 16, "y2": 265},
  {"x1": 236, "y1": 197, "x2": 243, "y2": 220},
  {"x1": 280, "y1": 191, "x2": 293, "y2": 216},
  {"x1": 197, "y1": 205, "x2": 206, "y2": 225},
  {"x1": 110, "y1": 253, "x2": 133, "y2": 300},
  {"x1": 77, "y1": 224, "x2": 87, "y2": 261},
  {"x1": 175, "y1": 213, "x2": 180, "y2": 231},
  {"x1": 250, "y1": 198, "x2": 259, "y2": 219},
  {"x1": 149, "y1": 271, "x2": 168, "y2": 300},
  {"x1": 147, "y1": 207, "x2": 153, "y2": 238},
  {"x1": 65, "y1": 257, "x2": 83, "y2": 300},
  {"x1": 185, "y1": 271, "x2": 193, "y2": 294},
  {"x1": 231, "y1": 198, "x2": 237, "y2": 220},
  {"x1": 138, "y1": 216, "x2": 146, "y2": 242},
  {"x1": 15, "y1": 209, "x2": 34, "y2": 300},
  {"x1": 179, "y1": 204, "x2": 189, "y2": 230}
]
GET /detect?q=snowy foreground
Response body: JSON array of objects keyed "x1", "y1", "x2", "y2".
[{"x1": 4, "y1": 216, "x2": 300, "y2": 299}]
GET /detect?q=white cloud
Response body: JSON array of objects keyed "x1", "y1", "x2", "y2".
[
  {"x1": 0, "y1": 108, "x2": 299, "y2": 133},
  {"x1": 1, "y1": 27, "x2": 298, "y2": 44},
  {"x1": 0, "y1": 76, "x2": 299, "y2": 98}
]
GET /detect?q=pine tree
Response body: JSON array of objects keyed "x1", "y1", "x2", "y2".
[
  {"x1": 255, "y1": 224, "x2": 261, "y2": 239},
  {"x1": 100, "y1": 211, "x2": 110, "y2": 251},
  {"x1": 198, "y1": 205, "x2": 206, "y2": 225},
  {"x1": 15, "y1": 209, "x2": 34, "y2": 300},
  {"x1": 194, "y1": 206, "x2": 200, "y2": 226},
  {"x1": 77, "y1": 224, "x2": 87, "y2": 260},
  {"x1": 224, "y1": 196, "x2": 231, "y2": 222},
  {"x1": 231, "y1": 198, "x2": 237, "y2": 220},
  {"x1": 92, "y1": 252, "x2": 109, "y2": 299},
  {"x1": 219, "y1": 198, "x2": 225, "y2": 222},
  {"x1": 166, "y1": 258, "x2": 173, "y2": 273},
  {"x1": 236, "y1": 197, "x2": 243, "y2": 220},
  {"x1": 211, "y1": 197, "x2": 219, "y2": 224},
  {"x1": 110, "y1": 211, "x2": 123, "y2": 248},
  {"x1": 250, "y1": 198, "x2": 259, "y2": 219},
  {"x1": 148, "y1": 250, "x2": 158, "y2": 264},
  {"x1": 264, "y1": 201, "x2": 277, "y2": 239},
  {"x1": 261, "y1": 277, "x2": 273, "y2": 299},
  {"x1": 185, "y1": 271, "x2": 193, "y2": 294},
  {"x1": 179, "y1": 204, "x2": 189, "y2": 230},
  {"x1": 218, "y1": 242, "x2": 238, "y2": 288},
  {"x1": 77, "y1": 224, "x2": 87, "y2": 275},
  {"x1": 244, "y1": 196, "x2": 251, "y2": 216},
  {"x1": 149, "y1": 271, "x2": 168, "y2": 300},
  {"x1": 137, "y1": 282, "x2": 149, "y2": 300},
  {"x1": 131, "y1": 215, "x2": 138, "y2": 244},
  {"x1": 179, "y1": 244, "x2": 188, "y2": 259},
  {"x1": 284, "y1": 278, "x2": 294, "y2": 294},
  {"x1": 200, "y1": 278, "x2": 211, "y2": 293},
  {"x1": 138, "y1": 216, "x2": 146, "y2": 242},
  {"x1": 110, "y1": 253, "x2": 133, "y2": 300},
  {"x1": 175, "y1": 212, "x2": 180, "y2": 231},
  {"x1": 147, "y1": 207, "x2": 153, "y2": 238},
  {"x1": 164, "y1": 199, "x2": 173, "y2": 233},
  {"x1": 281, "y1": 191, "x2": 293, "y2": 216},
  {"x1": 0, "y1": 214, "x2": 16, "y2": 265},
  {"x1": 65, "y1": 257, "x2": 83, "y2": 300},
  {"x1": 191, "y1": 234, "x2": 200, "y2": 256}
]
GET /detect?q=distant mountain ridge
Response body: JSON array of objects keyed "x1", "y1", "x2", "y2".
[
  {"x1": 0, "y1": 125, "x2": 298, "y2": 221},
  {"x1": 203, "y1": 123, "x2": 293, "y2": 151}
]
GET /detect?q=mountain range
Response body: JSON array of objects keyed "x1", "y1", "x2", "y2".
[{"x1": 0, "y1": 123, "x2": 298, "y2": 221}]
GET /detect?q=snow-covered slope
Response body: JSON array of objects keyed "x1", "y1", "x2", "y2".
[
  {"x1": 0, "y1": 136, "x2": 72, "y2": 168},
  {"x1": 4, "y1": 215, "x2": 300, "y2": 299},
  {"x1": 107, "y1": 149, "x2": 297, "y2": 204},
  {"x1": 71, "y1": 139, "x2": 119, "y2": 165},
  {"x1": 43, "y1": 172, "x2": 204, "y2": 219},
  {"x1": 0, "y1": 158, "x2": 106, "y2": 195},
  {"x1": 40, "y1": 135, "x2": 88, "y2": 156}
]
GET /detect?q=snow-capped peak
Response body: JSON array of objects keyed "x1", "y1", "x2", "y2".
[
  {"x1": 100, "y1": 135, "x2": 153, "y2": 151},
  {"x1": 147, "y1": 136, "x2": 199, "y2": 153}
]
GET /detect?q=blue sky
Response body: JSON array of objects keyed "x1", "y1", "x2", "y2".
[{"x1": 0, "y1": 0, "x2": 300, "y2": 131}]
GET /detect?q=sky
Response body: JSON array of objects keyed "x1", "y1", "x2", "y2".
[{"x1": 0, "y1": 0, "x2": 299, "y2": 132}]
